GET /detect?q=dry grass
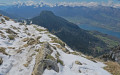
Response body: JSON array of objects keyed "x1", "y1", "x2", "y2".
[
  {"x1": 22, "y1": 38, "x2": 29, "y2": 42},
  {"x1": 50, "y1": 36, "x2": 65, "y2": 47},
  {"x1": 57, "y1": 58, "x2": 64, "y2": 66},
  {"x1": 8, "y1": 35, "x2": 15, "y2": 40},
  {"x1": 70, "y1": 52, "x2": 79, "y2": 55},
  {"x1": 45, "y1": 54, "x2": 55, "y2": 60},
  {"x1": 33, "y1": 26, "x2": 46, "y2": 32},
  {"x1": 0, "y1": 47, "x2": 8, "y2": 55},
  {"x1": 3, "y1": 16, "x2": 10, "y2": 21},
  {"x1": 104, "y1": 61, "x2": 120, "y2": 75},
  {"x1": 23, "y1": 44, "x2": 29, "y2": 47},
  {"x1": 0, "y1": 34, "x2": 6, "y2": 38},
  {"x1": 24, "y1": 57, "x2": 32, "y2": 67}
]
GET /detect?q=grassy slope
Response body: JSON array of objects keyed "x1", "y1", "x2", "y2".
[
  {"x1": 89, "y1": 31, "x2": 120, "y2": 52},
  {"x1": 104, "y1": 61, "x2": 120, "y2": 75}
]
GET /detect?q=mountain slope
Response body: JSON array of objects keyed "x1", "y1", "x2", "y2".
[
  {"x1": 0, "y1": 15, "x2": 112, "y2": 75},
  {"x1": 30, "y1": 11, "x2": 108, "y2": 56},
  {"x1": 63, "y1": 6, "x2": 120, "y2": 32},
  {"x1": 0, "y1": 10, "x2": 18, "y2": 19}
]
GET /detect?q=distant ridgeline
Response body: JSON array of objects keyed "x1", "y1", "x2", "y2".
[{"x1": 4, "y1": 5, "x2": 120, "y2": 32}]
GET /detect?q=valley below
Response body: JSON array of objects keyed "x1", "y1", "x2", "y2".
[{"x1": 79, "y1": 24, "x2": 120, "y2": 39}]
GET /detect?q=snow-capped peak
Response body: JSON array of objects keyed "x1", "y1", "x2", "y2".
[
  {"x1": 12, "y1": 1, "x2": 120, "y2": 8},
  {"x1": 13, "y1": 1, "x2": 54, "y2": 8}
]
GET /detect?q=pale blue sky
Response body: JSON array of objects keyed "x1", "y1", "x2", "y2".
[{"x1": 0, "y1": 0, "x2": 120, "y2": 5}]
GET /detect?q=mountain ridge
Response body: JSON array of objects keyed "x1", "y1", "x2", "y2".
[
  {"x1": 0, "y1": 14, "x2": 113, "y2": 75},
  {"x1": 30, "y1": 10, "x2": 110, "y2": 56}
]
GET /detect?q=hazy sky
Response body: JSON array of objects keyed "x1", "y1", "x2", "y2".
[{"x1": 0, "y1": 0, "x2": 120, "y2": 5}]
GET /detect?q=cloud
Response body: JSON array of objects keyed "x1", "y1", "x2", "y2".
[{"x1": 57, "y1": 2, "x2": 100, "y2": 7}]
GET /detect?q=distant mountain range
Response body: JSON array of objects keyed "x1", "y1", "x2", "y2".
[
  {"x1": 0, "y1": 10, "x2": 19, "y2": 19},
  {"x1": 3, "y1": 5, "x2": 120, "y2": 32},
  {"x1": 1, "y1": 3, "x2": 120, "y2": 56},
  {"x1": 28, "y1": 10, "x2": 120, "y2": 56}
]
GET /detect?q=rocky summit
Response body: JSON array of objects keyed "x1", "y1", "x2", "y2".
[{"x1": 0, "y1": 15, "x2": 112, "y2": 75}]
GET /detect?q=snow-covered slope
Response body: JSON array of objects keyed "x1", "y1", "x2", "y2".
[{"x1": 0, "y1": 15, "x2": 111, "y2": 75}]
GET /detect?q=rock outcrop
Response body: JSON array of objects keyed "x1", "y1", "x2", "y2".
[
  {"x1": 109, "y1": 46, "x2": 120, "y2": 64},
  {"x1": 32, "y1": 43, "x2": 59, "y2": 75},
  {"x1": 102, "y1": 45, "x2": 120, "y2": 64}
]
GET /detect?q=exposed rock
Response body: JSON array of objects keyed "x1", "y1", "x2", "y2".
[
  {"x1": 102, "y1": 45, "x2": 120, "y2": 64},
  {"x1": 32, "y1": 43, "x2": 59, "y2": 75},
  {"x1": 25, "y1": 28, "x2": 28, "y2": 30},
  {"x1": 0, "y1": 57, "x2": 3, "y2": 65},
  {"x1": 79, "y1": 70, "x2": 81, "y2": 73},
  {"x1": 109, "y1": 46, "x2": 120, "y2": 64},
  {"x1": 43, "y1": 59, "x2": 59, "y2": 72},
  {"x1": 75, "y1": 61, "x2": 82, "y2": 65}
]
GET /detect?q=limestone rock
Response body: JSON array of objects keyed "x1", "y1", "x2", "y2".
[
  {"x1": 43, "y1": 59, "x2": 59, "y2": 72},
  {"x1": 32, "y1": 43, "x2": 58, "y2": 75}
]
